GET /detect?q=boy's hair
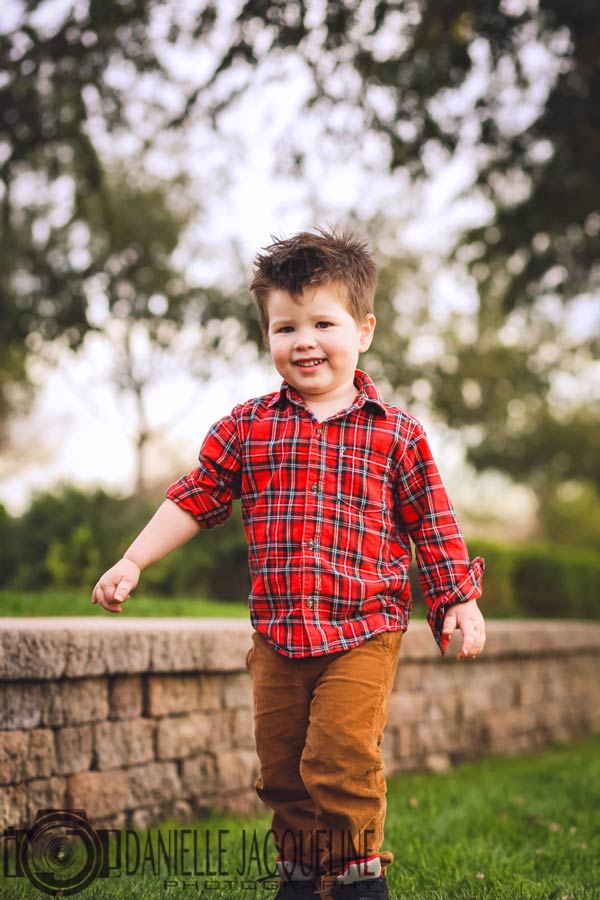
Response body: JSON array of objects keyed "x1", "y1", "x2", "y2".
[{"x1": 249, "y1": 224, "x2": 378, "y2": 338}]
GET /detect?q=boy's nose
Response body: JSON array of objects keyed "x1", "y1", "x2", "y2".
[{"x1": 293, "y1": 330, "x2": 317, "y2": 349}]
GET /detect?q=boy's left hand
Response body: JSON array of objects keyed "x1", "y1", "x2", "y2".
[{"x1": 442, "y1": 599, "x2": 486, "y2": 660}]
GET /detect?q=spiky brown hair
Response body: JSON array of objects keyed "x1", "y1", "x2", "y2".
[{"x1": 249, "y1": 224, "x2": 378, "y2": 339}]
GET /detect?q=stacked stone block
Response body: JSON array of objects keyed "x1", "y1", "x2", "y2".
[{"x1": 0, "y1": 618, "x2": 598, "y2": 832}]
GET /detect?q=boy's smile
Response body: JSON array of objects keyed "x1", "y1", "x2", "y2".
[{"x1": 266, "y1": 283, "x2": 376, "y2": 414}]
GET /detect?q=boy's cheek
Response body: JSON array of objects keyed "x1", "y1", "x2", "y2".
[{"x1": 269, "y1": 343, "x2": 288, "y2": 369}]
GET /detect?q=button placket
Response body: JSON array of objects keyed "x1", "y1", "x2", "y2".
[
  {"x1": 302, "y1": 424, "x2": 325, "y2": 614},
  {"x1": 310, "y1": 424, "x2": 328, "y2": 609}
]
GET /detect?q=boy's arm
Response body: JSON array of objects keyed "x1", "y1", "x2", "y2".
[
  {"x1": 92, "y1": 500, "x2": 200, "y2": 612},
  {"x1": 93, "y1": 408, "x2": 243, "y2": 614},
  {"x1": 394, "y1": 424, "x2": 485, "y2": 659}
]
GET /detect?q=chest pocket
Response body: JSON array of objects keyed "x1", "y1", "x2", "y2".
[
  {"x1": 335, "y1": 445, "x2": 391, "y2": 515},
  {"x1": 241, "y1": 442, "x2": 284, "y2": 498}
]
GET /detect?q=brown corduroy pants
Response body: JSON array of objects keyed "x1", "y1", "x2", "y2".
[{"x1": 245, "y1": 629, "x2": 402, "y2": 891}]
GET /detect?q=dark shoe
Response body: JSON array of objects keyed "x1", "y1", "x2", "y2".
[
  {"x1": 330, "y1": 875, "x2": 389, "y2": 900},
  {"x1": 274, "y1": 879, "x2": 319, "y2": 899}
]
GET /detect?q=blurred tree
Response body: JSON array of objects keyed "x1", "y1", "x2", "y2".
[
  {"x1": 361, "y1": 217, "x2": 599, "y2": 534},
  {"x1": 71, "y1": 166, "x2": 239, "y2": 492},
  {"x1": 3, "y1": 0, "x2": 598, "y2": 525},
  {"x1": 0, "y1": 2, "x2": 250, "y2": 481},
  {"x1": 181, "y1": 0, "x2": 599, "y2": 513},
  {"x1": 0, "y1": 0, "x2": 168, "y2": 430},
  {"x1": 189, "y1": 0, "x2": 599, "y2": 307},
  {"x1": 537, "y1": 480, "x2": 600, "y2": 549}
]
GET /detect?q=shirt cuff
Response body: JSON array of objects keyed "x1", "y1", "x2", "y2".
[
  {"x1": 426, "y1": 556, "x2": 485, "y2": 655},
  {"x1": 165, "y1": 475, "x2": 233, "y2": 528}
]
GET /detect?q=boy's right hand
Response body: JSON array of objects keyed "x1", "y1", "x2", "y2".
[{"x1": 92, "y1": 558, "x2": 140, "y2": 613}]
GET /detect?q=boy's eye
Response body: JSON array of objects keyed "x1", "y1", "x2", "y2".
[
  {"x1": 316, "y1": 321, "x2": 332, "y2": 329},
  {"x1": 277, "y1": 325, "x2": 294, "y2": 333}
]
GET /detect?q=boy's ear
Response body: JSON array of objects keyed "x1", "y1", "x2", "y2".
[{"x1": 358, "y1": 314, "x2": 376, "y2": 352}]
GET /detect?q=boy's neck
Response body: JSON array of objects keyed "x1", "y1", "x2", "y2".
[{"x1": 302, "y1": 387, "x2": 359, "y2": 423}]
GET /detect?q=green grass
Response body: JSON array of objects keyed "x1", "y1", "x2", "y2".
[
  {"x1": 0, "y1": 589, "x2": 248, "y2": 618},
  {"x1": 0, "y1": 587, "x2": 431, "y2": 620},
  {"x1": 2, "y1": 736, "x2": 599, "y2": 898}
]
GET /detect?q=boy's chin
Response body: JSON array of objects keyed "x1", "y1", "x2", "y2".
[{"x1": 287, "y1": 366, "x2": 329, "y2": 385}]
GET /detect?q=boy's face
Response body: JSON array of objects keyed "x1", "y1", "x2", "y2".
[{"x1": 266, "y1": 283, "x2": 376, "y2": 406}]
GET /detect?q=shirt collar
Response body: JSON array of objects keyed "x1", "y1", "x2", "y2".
[{"x1": 267, "y1": 369, "x2": 388, "y2": 418}]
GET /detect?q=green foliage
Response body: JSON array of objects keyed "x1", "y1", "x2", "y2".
[
  {"x1": 0, "y1": 5, "x2": 233, "y2": 445},
  {"x1": 3, "y1": 0, "x2": 599, "y2": 517},
  {"x1": 538, "y1": 480, "x2": 600, "y2": 549},
  {"x1": 46, "y1": 524, "x2": 102, "y2": 590},
  {"x1": 200, "y1": 0, "x2": 600, "y2": 308},
  {"x1": 0, "y1": 503, "x2": 18, "y2": 585},
  {"x1": 0, "y1": 0, "x2": 167, "y2": 424},
  {"x1": 8, "y1": 485, "x2": 149, "y2": 590},
  {"x1": 464, "y1": 539, "x2": 519, "y2": 618},
  {"x1": 1, "y1": 485, "x2": 250, "y2": 601},
  {"x1": 469, "y1": 538, "x2": 600, "y2": 620},
  {"x1": 2, "y1": 486, "x2": 599, "y2": 621},
  {"x1": 512, "y1": 545, "x2": 600, "y2": 620}
]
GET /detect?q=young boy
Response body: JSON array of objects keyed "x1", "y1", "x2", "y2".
[{"x1": 92, "y1": 226, "x2": 485, "y2": 900}]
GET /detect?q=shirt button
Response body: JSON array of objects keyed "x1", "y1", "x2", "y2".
[
  {"x1": 307, "y1": 539, "x2": 315, "y2": 549},
  {"x1": 306, "y1": 597, "x2": 314, "y2": 608},
  {"x1": 311, "y1": 482, "x2": 318, "y2": 492},
  {"x1": 316, "y1": 427, "x2": 323, "y2": 435}
]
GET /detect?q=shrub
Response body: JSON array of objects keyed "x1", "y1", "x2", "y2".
[
  {"x1": 1, "y1": 485, "x2": 250, "y2": 601},
  {"x1": 468, "y1": 538, "x2": 600, "y2": 620},
  {"x1": 2, "y1": 487, "x2": 599, "y2": 617}
]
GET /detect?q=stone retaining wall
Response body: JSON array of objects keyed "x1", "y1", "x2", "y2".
[{"x1": 1, "y1": 618, "x2": 599, "y2": 832}]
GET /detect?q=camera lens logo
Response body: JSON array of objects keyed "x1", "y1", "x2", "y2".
[{"x1": 20, "y1": 809, "x2": 103, "y2": 896}]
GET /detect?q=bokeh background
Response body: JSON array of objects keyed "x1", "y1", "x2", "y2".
[{"x1": 1, "y1": 0, "x2": 599, "y2": 615}]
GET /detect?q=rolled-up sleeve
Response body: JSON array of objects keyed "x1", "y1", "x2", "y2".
[
  {"x1": 394, "y1": 426, "x2": 484, "y2": 654},
  {"x1": 166, "y1": 411, "x2": 242, "y2": 528}
]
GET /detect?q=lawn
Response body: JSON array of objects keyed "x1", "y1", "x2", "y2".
[
  {"x1": 0, "y1": 589, "x2": 248, "y2": 618},
  {"x1": 2, "y1": 735, "x2": 599, "y2": 899},
  {"x1": 0, "y1": 590, "x2": 427, "y2": 620}
]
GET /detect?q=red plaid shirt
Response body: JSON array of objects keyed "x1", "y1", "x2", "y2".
[{"x1": 166, "y1": 370, "x2": 484, "y2": 658}]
